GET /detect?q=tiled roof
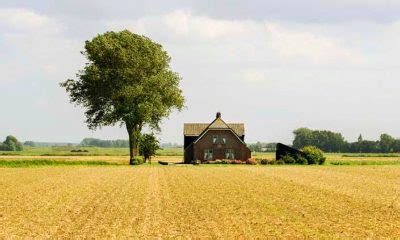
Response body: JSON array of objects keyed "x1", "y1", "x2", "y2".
[{"x1": 184, "y1": 122, "x2": 245, "y2": 136}]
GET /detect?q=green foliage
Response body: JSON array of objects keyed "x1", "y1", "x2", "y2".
[
  {"x1": 295, "y1": 155, "x2": 308, "y2": 165},
  {"x1": 61, "y1": 30, "x2": 185, "y2": 164},
  {"x1": 139, "y1": 133, "x2": 160, "y2": 163},
  {"x1": 0, "y1": 136, "x2": 23, "y2": 151},
  {"x1": 23, "y1": 141, "x2": 36, "y2": 147},
  {"x1": 281, "y1": 155, "x2": 296, "y2": 164},
  {"x1": 280, "y1": 154, "x2": 308, "y2": 165},
  {"x1": 358, "y1": 134, "x2": 363, "y2": 143},
  {"x1": 379, "y1": 134, "x2": 395, "y2": 153},
  {"x1": 275, "y1": 159, "x2": 285, "y2": 165},
  {"x1": 131, "y1": 157, "x2": 144, "y2": 165},
  {"x1": 301, "y1": 146, "x2": 326, "y2": 165},
  {"x1": 293, "y1": 128, "x2": 345, "y2": 152},
  {"x1": 293, "y1": 128, "x2": 400, "y2": 153},
  {"x1": 260, "y1": 159, "x2": 269, "y2": 165}
]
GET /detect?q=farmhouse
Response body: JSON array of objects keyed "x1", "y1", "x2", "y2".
[{"x1": 183, "y1": 112, "x2": 251, "y2": 163}]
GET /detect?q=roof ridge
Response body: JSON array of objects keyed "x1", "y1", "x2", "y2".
[{"x1": 184, "y1": 120, "x2": 245, "y2": 136}]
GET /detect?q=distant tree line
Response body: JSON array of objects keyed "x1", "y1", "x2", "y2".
[
  {"x1": 293, "y1": 128, "x2": 400, "y2": 153},
  {"x1": 248, "y1": 142, "x2": 277, "y2": 152},
  {"x1": 0, "y1": 136, "x2": 23, "y2": 151},
  {"x1": 80, "y1": 138, "x2": 130, "y2": 148},
  {"x1": 23, "y1": 141, "x2": 77, "y2": 147},
  {"x1": 79, "y1": 138, "x2": 182, "y2": 149},
  {"x1": 159, "y1": 142, "x2": 183, "y2": 148}
]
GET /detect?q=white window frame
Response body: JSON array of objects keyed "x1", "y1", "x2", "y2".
[
  {"x1": 225, "y1": 149, "x2": 235, "y2": 159},
  {"x1": 221, "y1": 135, "x2": 227, "y2": 144},
  {"x1": 204, "y1": 149, "x2": 213, "y2": 160},
  {"x1": 212, "y1": 135, "x2": 218, "y2": 144}
]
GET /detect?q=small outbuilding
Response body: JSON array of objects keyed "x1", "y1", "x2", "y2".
[{"x1": 183, "y1": 112, "x2": 251, "y2": 163}]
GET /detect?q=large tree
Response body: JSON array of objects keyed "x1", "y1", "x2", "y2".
[{"x1": 61, "y1": 30, "x2": 185, "y2": 165}]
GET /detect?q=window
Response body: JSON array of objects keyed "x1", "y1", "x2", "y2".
[
  {"x1": 204, "y1": 149, "x2": 213, "y2": 160},
  {"x1": 225, "y1": 149, "x2": 235, "y2": 159},
  {"x1": 212, "y1": 135, "x2": 218, "y2": 144},
  {"x1": 221, "y1": 136, "x2": 227, "y2": 144}
]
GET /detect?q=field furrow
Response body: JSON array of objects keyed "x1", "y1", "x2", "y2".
[{"x1": 0, "y1": 165, "x2": 399, "y2": 238}]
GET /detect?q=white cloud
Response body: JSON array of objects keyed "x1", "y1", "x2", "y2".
[
  {"x1": 264, "y1": 22, "x2": 365, "y2": 65},
  {"x1": 164, "y1": 10, "x2": 256, "y2": 40},
  {"x1": 0, "y1": 8, "x2": 62, "y2": 33},
  {"x1": 0, "y1": 8, "x2": 80, "y2": 80},
  {"x1": 1, "y1": 7, "x2": 400, "y2": 143},
  {"x1": 107, "y1": 11, "x2": 367, "y2": 66}
]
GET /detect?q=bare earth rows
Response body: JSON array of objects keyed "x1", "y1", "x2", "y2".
[{"x1": 0, "y1": 165, "x2": 399, "y2": 238}]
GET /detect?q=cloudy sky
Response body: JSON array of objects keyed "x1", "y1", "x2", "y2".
[{"x1": 1, "y1": 0, "x2": 400, "y2": 144}]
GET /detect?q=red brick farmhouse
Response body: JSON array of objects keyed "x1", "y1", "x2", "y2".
[{"x1": 183, "y1": 113, "x2": 251, "y2": 163}]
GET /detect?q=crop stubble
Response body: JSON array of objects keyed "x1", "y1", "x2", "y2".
[{"x1": 0, "y1": 166, "x2": 399, "y2": 238}]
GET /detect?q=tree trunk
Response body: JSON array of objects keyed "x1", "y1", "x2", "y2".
[{"x1": 127, "y1": 124, "x2": 141, "y2": 165}]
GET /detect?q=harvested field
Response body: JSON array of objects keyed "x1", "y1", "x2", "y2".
[{"x1": 0, "y1": 165, "x2": 399, "y2": 238}]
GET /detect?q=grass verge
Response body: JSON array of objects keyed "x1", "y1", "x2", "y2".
[
  {"x1": 329, "y1": 160, "x2": 400, "y2": 166},
  {"x1": 341, "y1": 154, "x2": 400, "y2": 157},
  {"x1": 0, "y1": 160, "x2": 124, "y2": 168}
]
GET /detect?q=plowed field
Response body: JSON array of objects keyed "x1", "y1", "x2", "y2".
[{"x1": 1, "y1": 165, "x2": 399, "y2": 238}]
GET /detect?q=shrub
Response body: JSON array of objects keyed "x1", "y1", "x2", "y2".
[
  {"x1": 330, "y1": 161, "x2": 350, "y2": 165},
  {"x1": 295, "y1": 155, "x2": 308, "y2": 165},
  {"x1": 260, "y1": 159, "x2": 269, "y2": 165},
  {"x1": 139, "y1": 133, "x2": 160, "y2": 163},
  {"x1": 259, "y1": 159, "x2": 277, "y2": 165},
  {"x1": 131, "y1": 157, "x2": 143, "y2": 165},
  {"x1": 276, "y1": 159, "x2": 285, "y2": 165},
  {"x1": 71, "y1": 149, "x2": 89, "y2": 153},
  {"x1": 246, "y1": 159, "x2": 257, "y2": 165},
  {"x1": 301, "y1": 146, "x2": 326, "y2": 165},
  {"x1": 281, "y1": 155, "x2": 296, "y2": 164},
  {"x1": 215, "y1": 159, "x2": 222, "y2": 164}
]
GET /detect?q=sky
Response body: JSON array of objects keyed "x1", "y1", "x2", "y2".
[{"x1": 0, "y1": 0, "x2": 400, "y2": 144}]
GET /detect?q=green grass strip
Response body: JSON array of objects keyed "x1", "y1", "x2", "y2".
[
  {"x1": 0, "y1": 160, "x2": 123, "y2": 168},
  {"x1": 329, "y1": 160, "x2": 400, "y2": 166},
  {"x1": 342, "y1": 154, "x2": 400, "y2": 157}
]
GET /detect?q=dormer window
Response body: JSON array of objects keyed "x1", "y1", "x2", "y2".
[{"x1": 212, "y1": 135, "x2": 218, "y2": 144}]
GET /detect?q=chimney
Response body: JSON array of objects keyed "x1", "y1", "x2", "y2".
[{"x1": 216, "y1": 112, "x2": 221, "y2": 118}]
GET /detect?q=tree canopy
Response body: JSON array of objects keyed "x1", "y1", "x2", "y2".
[
  {"x1": 0, "y1": 135, "x2": 23, "y2": 151},
  {"x1": 292, "y1": 128, "x2": 400, "y2": 153},
  {"x1": 61, "y1": 30, "x2": 184, "y2": 164}
]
